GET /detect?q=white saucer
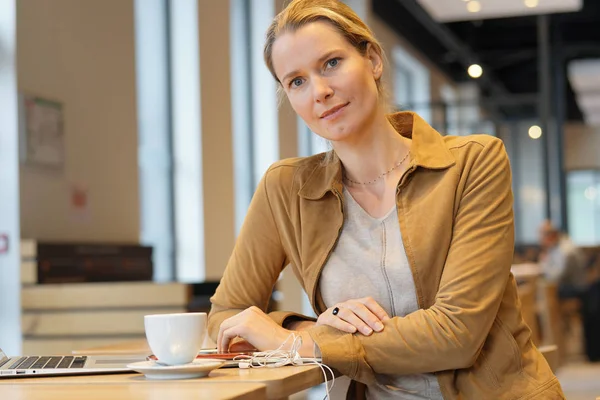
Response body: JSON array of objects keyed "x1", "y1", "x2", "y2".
[{"x1": 127, "y1": 359, "x2": 225, "y2": 380}]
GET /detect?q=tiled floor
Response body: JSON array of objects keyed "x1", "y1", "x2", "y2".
[
  {"x1": 556, "y1": 317, "x2": 600, "y2": 400},
  {"x1": 557, "y1": 358, "x2": 600, "y2": 400}
]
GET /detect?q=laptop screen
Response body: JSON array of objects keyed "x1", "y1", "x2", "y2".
[{"x1": 0, "y1": 349, "x2": 8, "y2": 365}]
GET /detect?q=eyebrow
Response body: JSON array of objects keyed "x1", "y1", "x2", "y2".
[{"x1": 281, "y1": 49, "x2": 342, "y2": 84}]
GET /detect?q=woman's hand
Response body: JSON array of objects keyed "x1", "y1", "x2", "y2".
[
  {"x1": 225, "y1": 337, "x2": 257, "y2": 353},
  {"x1": 317, "y1": 297, "x2": 390, "y2": 335},
  {"x1": 217, "y1": 306, "x2": 292, "y2": 353}
]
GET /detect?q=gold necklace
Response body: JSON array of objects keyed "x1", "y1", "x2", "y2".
[{"x1": 343, "y1": 151, "x2": 411, "y2": 186}]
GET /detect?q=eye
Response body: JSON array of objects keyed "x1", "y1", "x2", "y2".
[
  {"x1": 289, "y1": 77, "x2": 304, "y2": 88},
  {"x1": 326, "y1": 58, "x2": 340, "y2": 69}
]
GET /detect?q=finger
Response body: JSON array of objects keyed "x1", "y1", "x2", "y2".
[
  {"x1": 344, "y1": 302, "x2": 385, "y2": 332},
  {"x1": 318, "y1": 312, "x2": 358, "y2": 334},
  {"x1": 220, "y1": 327, "x2": 241, "y2": 354},
  {"x1": 360, "y1": 297, "x2": 391, "y2": 323},
  {"x1": 217, "y1": 326, "x2": 224, "y2": 353},
  {"x1": 217, "y1": 315, "x2": 238, "y2": 353},
  {"x1": 335, "y1": 306, "x2": 374, "y2": 335}
]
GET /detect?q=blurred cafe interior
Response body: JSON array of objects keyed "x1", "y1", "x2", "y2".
[{"x1": 1, "y1": 0, "x2": 600, "y2": 399}]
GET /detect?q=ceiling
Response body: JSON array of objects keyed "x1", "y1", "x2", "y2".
[
  {"x1": 417, "y1": 0, "x2": 582, "y2": 23},
  {"x1": 373, "y1": 0, "x2": 600, "y2": 123},
  {"x1": 568, "y1": 59, "x2": 600, "y2": 125}
]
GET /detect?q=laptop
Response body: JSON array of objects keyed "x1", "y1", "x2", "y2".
[{"x1": 0, "y1": 347, "x2": 146, "y2": 378}]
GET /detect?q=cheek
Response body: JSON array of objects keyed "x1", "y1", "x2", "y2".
[
  {"x1": 334, "y1": 69, "x2": 376, "y2": 107},
  {"x1": 357, "y1": 73, "x2": 379, "y2": 101},
  {"x1": 287, "y1": 92, "x2": 314, "y2": 120}
]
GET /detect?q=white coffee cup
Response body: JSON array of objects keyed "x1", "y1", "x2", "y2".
[{"x1": 144, "y1": 312, "x2": 207, "y2": 365}]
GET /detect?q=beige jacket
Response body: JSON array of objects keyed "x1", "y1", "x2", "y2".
[{"x1": 208, "y1": 112, "x2": 564, "y2": 399}]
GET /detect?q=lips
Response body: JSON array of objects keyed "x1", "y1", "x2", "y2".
[{"x1": 320, "y1": 102, "x2": 349, "y2": 119}]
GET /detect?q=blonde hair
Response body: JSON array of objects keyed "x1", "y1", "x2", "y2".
[
  {"x1": 264, "y1": 0, "x2": 394, "y2": 163},
  {"x1": 264, "y1": 0, "x2": 386, "y2": 93}
]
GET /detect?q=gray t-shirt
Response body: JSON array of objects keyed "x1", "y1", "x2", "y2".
[{"x1": 319, "y1": 187, "x2": 443, "y2": 400}]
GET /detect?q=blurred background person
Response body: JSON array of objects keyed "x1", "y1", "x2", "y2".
[{"x1": 539, "y1": 220, "x2": 587, "y2": 301}]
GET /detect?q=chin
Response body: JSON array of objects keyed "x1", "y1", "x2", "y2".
[{"x1": 319, "y1": 124, "x2": 356, "y2": 142}]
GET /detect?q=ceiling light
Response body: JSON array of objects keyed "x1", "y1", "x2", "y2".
[
  {"x1": 528, "y1": 125, "x2": 542, "y2": 139},
  {"x1": 467, "y1": 1, "x2": 482, "y2": 13},
  {"x1": 467, "y1": 64, "x2": 483, "y2": 78},
  {"x1": 584, "y1": 186, "x2": 597, "y2": 201},
  {"x1": 524, "y1": 0, "x2": 539, "y2": 8},
  {"x1": 585, "y1": 113, "x2": 600, "y2": 126}
]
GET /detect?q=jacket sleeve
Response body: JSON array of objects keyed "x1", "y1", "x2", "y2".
[
  {"x1": 308, "y1": 138, "x2": 515, "y2": 384},
  {"x1": 207, "y1": 165, "x2": 315, "y2": 341}
]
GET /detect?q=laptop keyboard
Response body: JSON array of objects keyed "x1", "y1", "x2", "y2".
[{"x1": 7, "y1": 356, "x2": 87, "y2": 370}]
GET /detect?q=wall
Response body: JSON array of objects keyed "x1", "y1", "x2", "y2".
[
  {"x1": 198, "y1": 0, "x2": 236, "y2": 280},
  {"x1": 564, "y1": 123, "x2": 600, "y2": 170},
  {"x1": 17, "y1": 0, "x2": 139, "y2": 243}
]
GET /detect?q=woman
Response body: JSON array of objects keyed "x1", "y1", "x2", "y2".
[{"x1": 208, "y1": 0, "x2": 564, "y2": 398}]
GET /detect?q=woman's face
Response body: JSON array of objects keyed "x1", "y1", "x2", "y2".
[{"x1": 271, "y1": 21, "x2": 383, "y2": 143}]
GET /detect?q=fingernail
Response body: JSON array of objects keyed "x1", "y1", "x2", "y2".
[
  {"x1": 374, "y1": 322, "x2": 384, "y2": 331},
  {"x1": 382, "y1": 316, "x2": 390, "y2": 322},
  {"x1": 362, "y1": 327, "x2": 373, "y2": 335}
]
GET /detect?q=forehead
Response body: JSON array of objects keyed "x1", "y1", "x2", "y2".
[{"x1": 271, "y1": 21, "x2": 355, "y2": 79}]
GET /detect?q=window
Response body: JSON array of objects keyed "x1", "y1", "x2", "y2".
[
  {"x1": 393, "y1": 47, "x2": 431, "y2": 124},
  {"x1": 135, "y1": 0, "x2": 174, "y2": 282},
  {"x1": 231, "y1": 0, "x2": 279, "y2": 234},
  {"x1": 452, "y1": 82, "x2": 491, "y2": 136},
  {"x1": 502, "y1": 121, "x2": 547, "y2": 244},
  {"x1": 395, "y1": 65, "x2": 415, "y2": 110},
  {"x1": 567, "y1": 170, "x2": 600, "y2": 245},
  {"x1": 135, "y1": 0, "x2": 203, "y2": 282},
  {"x1": 0, "y1": 0, "x2": 23, "y2": 354},
  {"x1": 440, "y1": 84, "x2": 459, "y2": 135},
  {"x1": 169, "y1": 0, "x2": 203, "y2": 283},
  {"x1": 231, "y1": 0, "x2": 254, "y2": 235}
]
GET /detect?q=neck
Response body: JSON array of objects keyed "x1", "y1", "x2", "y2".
[{"x1": 333, "y1": 108, "x2": 411, "y2": 184}]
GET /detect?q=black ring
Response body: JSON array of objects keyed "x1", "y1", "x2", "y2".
[{"x1": 332, "y1": 307, "x2": 340, "y2": 316}]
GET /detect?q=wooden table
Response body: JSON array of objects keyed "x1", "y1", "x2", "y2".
[
  {"x1": 0, "y1": 377, "x2": 267, "y2": 400},
  {"x1": 511, "y1": 263, "x2": 542, "y2": 282},
  {"x1": 75, "y1": 339, "x2": 327, "y2": 398},
  {"x1": 0, "y1": 340, "x2": 326, "y2": 400}
]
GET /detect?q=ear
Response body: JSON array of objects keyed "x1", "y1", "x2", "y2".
[{"x1": 366, "y1": 43, "x2": 383, "y2": 80}]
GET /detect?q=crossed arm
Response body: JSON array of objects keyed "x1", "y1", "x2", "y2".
[{"x1": 209, "y1": 139, "x2": 515, "y2": 384}]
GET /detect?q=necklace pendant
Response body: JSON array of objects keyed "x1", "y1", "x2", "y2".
[{"x1": 344, "y1": 151, "x2": 411, "y2": 186}]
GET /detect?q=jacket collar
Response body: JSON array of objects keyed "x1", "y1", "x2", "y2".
[{"x1": 299, "y1": 111, "x2": 455, "y2": 200}]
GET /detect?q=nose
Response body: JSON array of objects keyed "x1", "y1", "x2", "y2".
[{"x1": 312, "y1": 76, "x2": 334, "y2": 103}]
